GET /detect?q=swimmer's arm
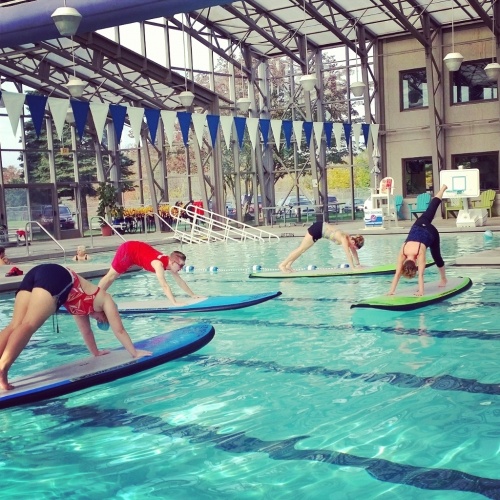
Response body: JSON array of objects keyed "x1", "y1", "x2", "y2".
[
  {"x1": 151, "y1": 260, "x2": 178, "y2": 304},
  {"x1": 340, "y1": 237, "x2": 357, "y2": 268},
  {"x1": 101, "y1": 294, "x2": 152, "y2": 358},
  {"x1": 169, "y1": 267, "x2": 201, "y2": 298},
  {"x1": 388, "y1": 250, "x2": 405, "y2": 295},
  {"x1": 415, "y1": 252, "x2": 427, "y2": 296},
  {"x1": 72, "y1": 315, "x2": 110, "y2": 356}
]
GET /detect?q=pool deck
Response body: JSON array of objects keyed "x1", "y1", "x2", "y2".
[{"x1": 0, "y1": 215, "x2": 499, "y2": 292}]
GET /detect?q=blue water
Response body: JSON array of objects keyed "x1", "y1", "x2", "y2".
[{"x1": 1, "y1": 232, "x2": 500, "y2": 499}]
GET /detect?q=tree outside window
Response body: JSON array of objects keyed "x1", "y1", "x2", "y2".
[
  {"x1": 403, "y1": 157, "x2": 433, "y2": 196},
  {"x1": 401, "y1": 69, "x2": 428, "y2": 110}
]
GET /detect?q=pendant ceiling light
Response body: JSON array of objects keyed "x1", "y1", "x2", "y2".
[
  {"x1": 350, "y1": 19, "x2": 365, "y2": 98},
  {"x1": 299, "y1": 0, "x2": 317, "y2": 92},
  {"x1": 51, "y1": 1, "x2": 82, "y2": 37},
  {"x1": 444, "y1": 0, "x2": 464, "y2": 71},
  {"x1": 179, "y1": 18, "x2": 195, "y2": 108},
  {"x1": 485, "y1": 0, "x2": 500, "y2": 80}
]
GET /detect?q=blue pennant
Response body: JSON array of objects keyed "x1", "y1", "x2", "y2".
[
  {"x1": 324, "y1": 122, "x2": 333, "y2": 148},
  {"x1": 26, "y1": 94, "x2": 48, "y2": 137},
  {"x1": 259, "y1": 119, "x2": 270, "y2": 148},
  {"x1": 70, "y1": 100, "x2": 90, "y2": 140},
  {"x1": 282, "y1": 120, "x2": 293, "y2": 149},
  {"x1": 144, "y1": 108, "x2": 160, "y2": 144},
  {"x1": 177, "y1": 111, "x2": 192, "y2": 146},
  {"x1": 206, "y1": 115, "x2": 220, "y2": 148},
  {"x1": 234, "y1": 116, "x2": 246, "y2": 149},
  {"x1": 109, "y1": 104, "x2": 127, "y2": 144}
]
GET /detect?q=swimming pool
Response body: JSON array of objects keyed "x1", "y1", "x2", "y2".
[{"x1": 1, "y1": 232, "x2": 500, "y2": 499}]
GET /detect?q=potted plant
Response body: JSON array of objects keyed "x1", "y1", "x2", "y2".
[{"x1": 96, "y1": 182, "x2": 119, "y2": 236}]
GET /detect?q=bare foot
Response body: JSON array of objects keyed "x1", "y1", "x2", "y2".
[
  {"x1": 0, "y1": 371, "x2": 13, "y2": 391},
  {"x1": 438, "y1": 279, "x2": 448, "y2": 288}
]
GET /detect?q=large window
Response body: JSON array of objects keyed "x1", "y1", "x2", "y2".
[
  {"x1": 403, "y1": 157, "x2": 433, "y2": 196},
  {"x1": 401, "y1": 69, "x2": 428, "y2": 110},
  {"x1": 452, "y1": 60, "x2": 498, "y2": 104},
  {"x1": 452, "y1": 152, "x2": 499, "y2": 190}
]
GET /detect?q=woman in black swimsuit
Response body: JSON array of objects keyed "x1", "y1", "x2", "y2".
[{"x1": 389, "y1": 185, "x2": 448, "y2": 296}]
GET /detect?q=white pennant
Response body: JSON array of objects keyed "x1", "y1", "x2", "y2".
[
  {"x1": 352, "y1": 123, "x2": 362, "y2": 151},
  {"x1": 48, "y1": 97, "x2": 70, "y2": 141},
  {"x1": 127, "y1": 106, "x2": 145, "y2": 146},
  {"x1": 293, "y1": 121, "x2": 303, "y2": 150},
  {"x1": 220, "y1": 116, "x2": 234, "y2": 150},
  {"x1": 246, "y1": 117, "x2": 259, "y2": 151},
  {"x1": 2, "y1": 91, "x2": 26, "y2": 136},
  {"x1": 370, "y1": 123, "x2": 380, "y2": 148},
  {"x1": 191, "y1": 113, "x2": 207, "y2": 148},
  {"x1": 89, "y1": 102, "x2": 109, "y2": 143},
  {"x1": 313, "y1": 121, "x2": 323, "y2": 151},
  {"x1": 160, "y1": 110, "x2": 176, "y2": 147},
  {"x1": 333, "y1": 123, "x2": 343, "y2": 150},
  {"x1": 270, "y1": 119, "x2": 282, "y2": 151}
]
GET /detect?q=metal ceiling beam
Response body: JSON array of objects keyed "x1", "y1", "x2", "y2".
[
  {"x1": 467, "y1": 0, "x2": 498, "y2": 37},
  {"x1": 376, "y1": 0, "x2": 430, "y2": 48}
]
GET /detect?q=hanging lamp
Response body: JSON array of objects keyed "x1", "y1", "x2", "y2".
[{"x1": 444, "y1": 0, "x2": 464, "y2": 71}]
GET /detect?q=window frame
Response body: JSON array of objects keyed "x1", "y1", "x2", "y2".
[
  {"x1": 400, "y1": 68, "x2": 428, "y2": 111},
  {"x1": 451, "y1": 152, "x2": 499, "y2": 191},
  {"x1": 402, "y1": 157, "x2": 433, "y2": 197},
  {"x1": 450, "y1": 59, "x2": 498, "y2": 105}
]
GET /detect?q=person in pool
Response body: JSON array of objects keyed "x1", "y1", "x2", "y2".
[
  {"x1": 72, "y1": 245, "x2": 91, "y2": 261},
  {"x1": 388, "y1": 184, "x2": 448, "y2": 297},
  {"x1": 0, "y1": 263, "x2": 152, "y2": 391},
  {"x1": 278, "y1": 222, "x2": 364, "y2": 273},
  {"x1": 98, "y1": 240, "x2": 202, "y2": 305}
]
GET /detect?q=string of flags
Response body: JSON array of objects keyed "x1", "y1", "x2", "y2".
[{"x1": 0, "y1": 90, "x2": 380, "y2": 152}]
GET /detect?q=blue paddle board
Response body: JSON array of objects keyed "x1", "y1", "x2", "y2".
[
  {"x1": 0, "y1": 323, "x2": 215, "y2": 410},
  {"x1": 249, "y1": 263, "x2": 435, "y2": 279},
  {"x1": 351, "y1": 277, "x2": 472, "y2": 311},
  {"x1": 115, "y1": 291, "x2": 282, "y2": 314}
]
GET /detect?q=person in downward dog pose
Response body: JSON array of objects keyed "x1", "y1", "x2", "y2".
[
  {"x1": 388, "y1": 185, "x2": 448, "y2": 297},
  {"x1": 278, "y1": 222, "x2": 364, "y2": 272},
  {"x1": 0, "y1": 263, "x2": 151, "y2": 391},
  {"x1": 98, "y1": 240, "x2": 201, "y2": 305}
]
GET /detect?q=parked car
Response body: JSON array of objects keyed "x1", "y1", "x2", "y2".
[
  {"x1": 327, "y1": 195, "x2": 339, "y2": 213},
  {"x1": 40, "y1": 204, "x2": 75, "y2": 231},
  {"x1": 343, "y1": 198, "x2": 365, "y2": 213},
  {"x1": 277, "y1": 195, "x2": 315, "y2": 217}
]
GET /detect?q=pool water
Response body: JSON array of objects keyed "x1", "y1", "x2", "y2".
[{"x1": 1, "y1": 233, "x2": 500, "y2": 499}]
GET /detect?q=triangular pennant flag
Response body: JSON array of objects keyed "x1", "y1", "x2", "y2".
[
  {"x1": 127, "y1": 106, "x2": 145, "y2": 146},
  {"x1": 282, "y1": 120, "x2": 293, "y2": 149},
  {"x1": 324, "y1": 122, "x2": 333, "y2": 148},
  {"x1": 144, "y1": 108, "x2": 160, "y2": 144},
  {"x1": 246, "y1": 117, "x2": 259, "y2": 150},
  {"x1": 361, "y1": 123, "x2": 370, "y2": 146},
  {"x1": 313, "y1": 122, "x2": 323, "y2": 150},
  {"x1": 177, "y1": 111, "x2": 192, "y2": 146},
  {"x1": 270, "y1": 119, "x2": 282, "y2": 151},
  {"x1": 343, "y1": 123, "x2": 352, "y2": 146},
  {"x1": 371, "y1": 123, "x2": 380, "y2": 148},
  {"x1": 234, "y1": 116, "x2": 246, "y2": 149},
  {"x1": 220, "y1": 116, "x2": 233, "y2": 150},
  {"x1": 48, "y1": 97, "x2": 70, "y2": 141},
  {"x1": 352, "y1": 123, "x2": 362, "y2": 150},
  {"x1": 333, "y1": 123, "x2": 343, "y2": 150},
  {"x1": 206, "y1": 114, "x2": 220, "y2": 148},
  {"x1": 191, "y1": 113, "x2": 207, "y2": 148},
  {"x1": 26, "y1": 94, "x2": 47, "y2": 137},
  {"x1": 109, "y1": 104, "x2": 127, "y2": 144},
  {"x1": 70, "y1": 100, "x2": 90, "y2": 140},
  {"x1": 303, "y1": 121, "x2": 313, "y2": 148},
  {"x1": 89, "y1": 102, "x2": 109, "y2": 143},
  {"x1": 259, "y1": 118, "x2": 270, "y2": 148},
  {"x1": 292, "y1": 121, "x2": 303, "y2": 150},
  {"x1": 160, "y1": 110, "x2": 176, "y2": 147},
  {"x1": 2, "y1": 91, "x2": 26, "y2": 135}
]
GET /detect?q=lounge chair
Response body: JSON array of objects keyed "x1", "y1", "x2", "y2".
[
  {"x1": 408, "y1": 192, "x2": 431, "y2": 220},
  {"x1": 471, "y1": 189, "x2": 496, "y2": 217},
  {"x1": 395, "y1": 195, "x2": 404, "y2": 220},
  {"x1": 444, "y1": 199, "x2": 464, "y2": 219}
]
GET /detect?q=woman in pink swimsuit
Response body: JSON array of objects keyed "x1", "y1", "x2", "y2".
[{"x1": 0, "y1": 263, "x2": 151, "y2": 391}]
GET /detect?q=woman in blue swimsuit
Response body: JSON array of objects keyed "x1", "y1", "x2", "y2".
[{"x1": 389, "y1": 185, "x2": 448, "y2": 296}]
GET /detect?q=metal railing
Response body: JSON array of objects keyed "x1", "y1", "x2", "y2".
[
  {"x1": 165, "y1": 206, "x2": 279, "y2": 244},
  {"x1": 24, "y1": 221, "x2": 67, "y2": 262},
  {"x1": 89, "y1": 216, "x2": 126, "y2": 248}
]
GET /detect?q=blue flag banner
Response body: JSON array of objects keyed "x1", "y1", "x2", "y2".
[
  {"x1": 177, "y1": 111, "x2": 192, "y2": 146},
  {"x1": 109, "y1": 104, "x2": 127, "y2": 144},
  {"x1": 234, "y1": 116, "x2": 246, "y2": 149},
  {"x1": 206, "y1": 114, "x2": 220, "y2": 148},
  {"x1": 282, "y1": 120, "x2": 293, "y2": 149},
  {"x1": 343, "y1": 123, "x2": 352, "y2": 146},
  {"x1": 303, "y1": 121, "x2": 313, "y2": 147},
  {"x1": 361, "y1": 123, "x2": 370, "y2": 145},
  {"x1": 71, "y1": 100, "x2": 90, "y2": 140},
  {"x1": 26, "y1": 94, "x2": 48, "y2": 137},
  {"x1": 259, "y1": 118, "x2": 270, "y2": 148},
  {"x1": 324, "y1": 122, "x2": 333, "y2": 148},
  {"x1": 144, "y1": 108, "x2": 160, "y2": 144}
]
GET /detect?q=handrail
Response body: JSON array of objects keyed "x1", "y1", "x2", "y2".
[
  {"x1": 25, "y1": 221, "x2": 67, "y2": 262},
  {"x1": 89, "y1": 216, "x2": 126, "y2": 248},
  {"x1": 166, "y1": 205, "x2": 279, "y2": 244}
]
